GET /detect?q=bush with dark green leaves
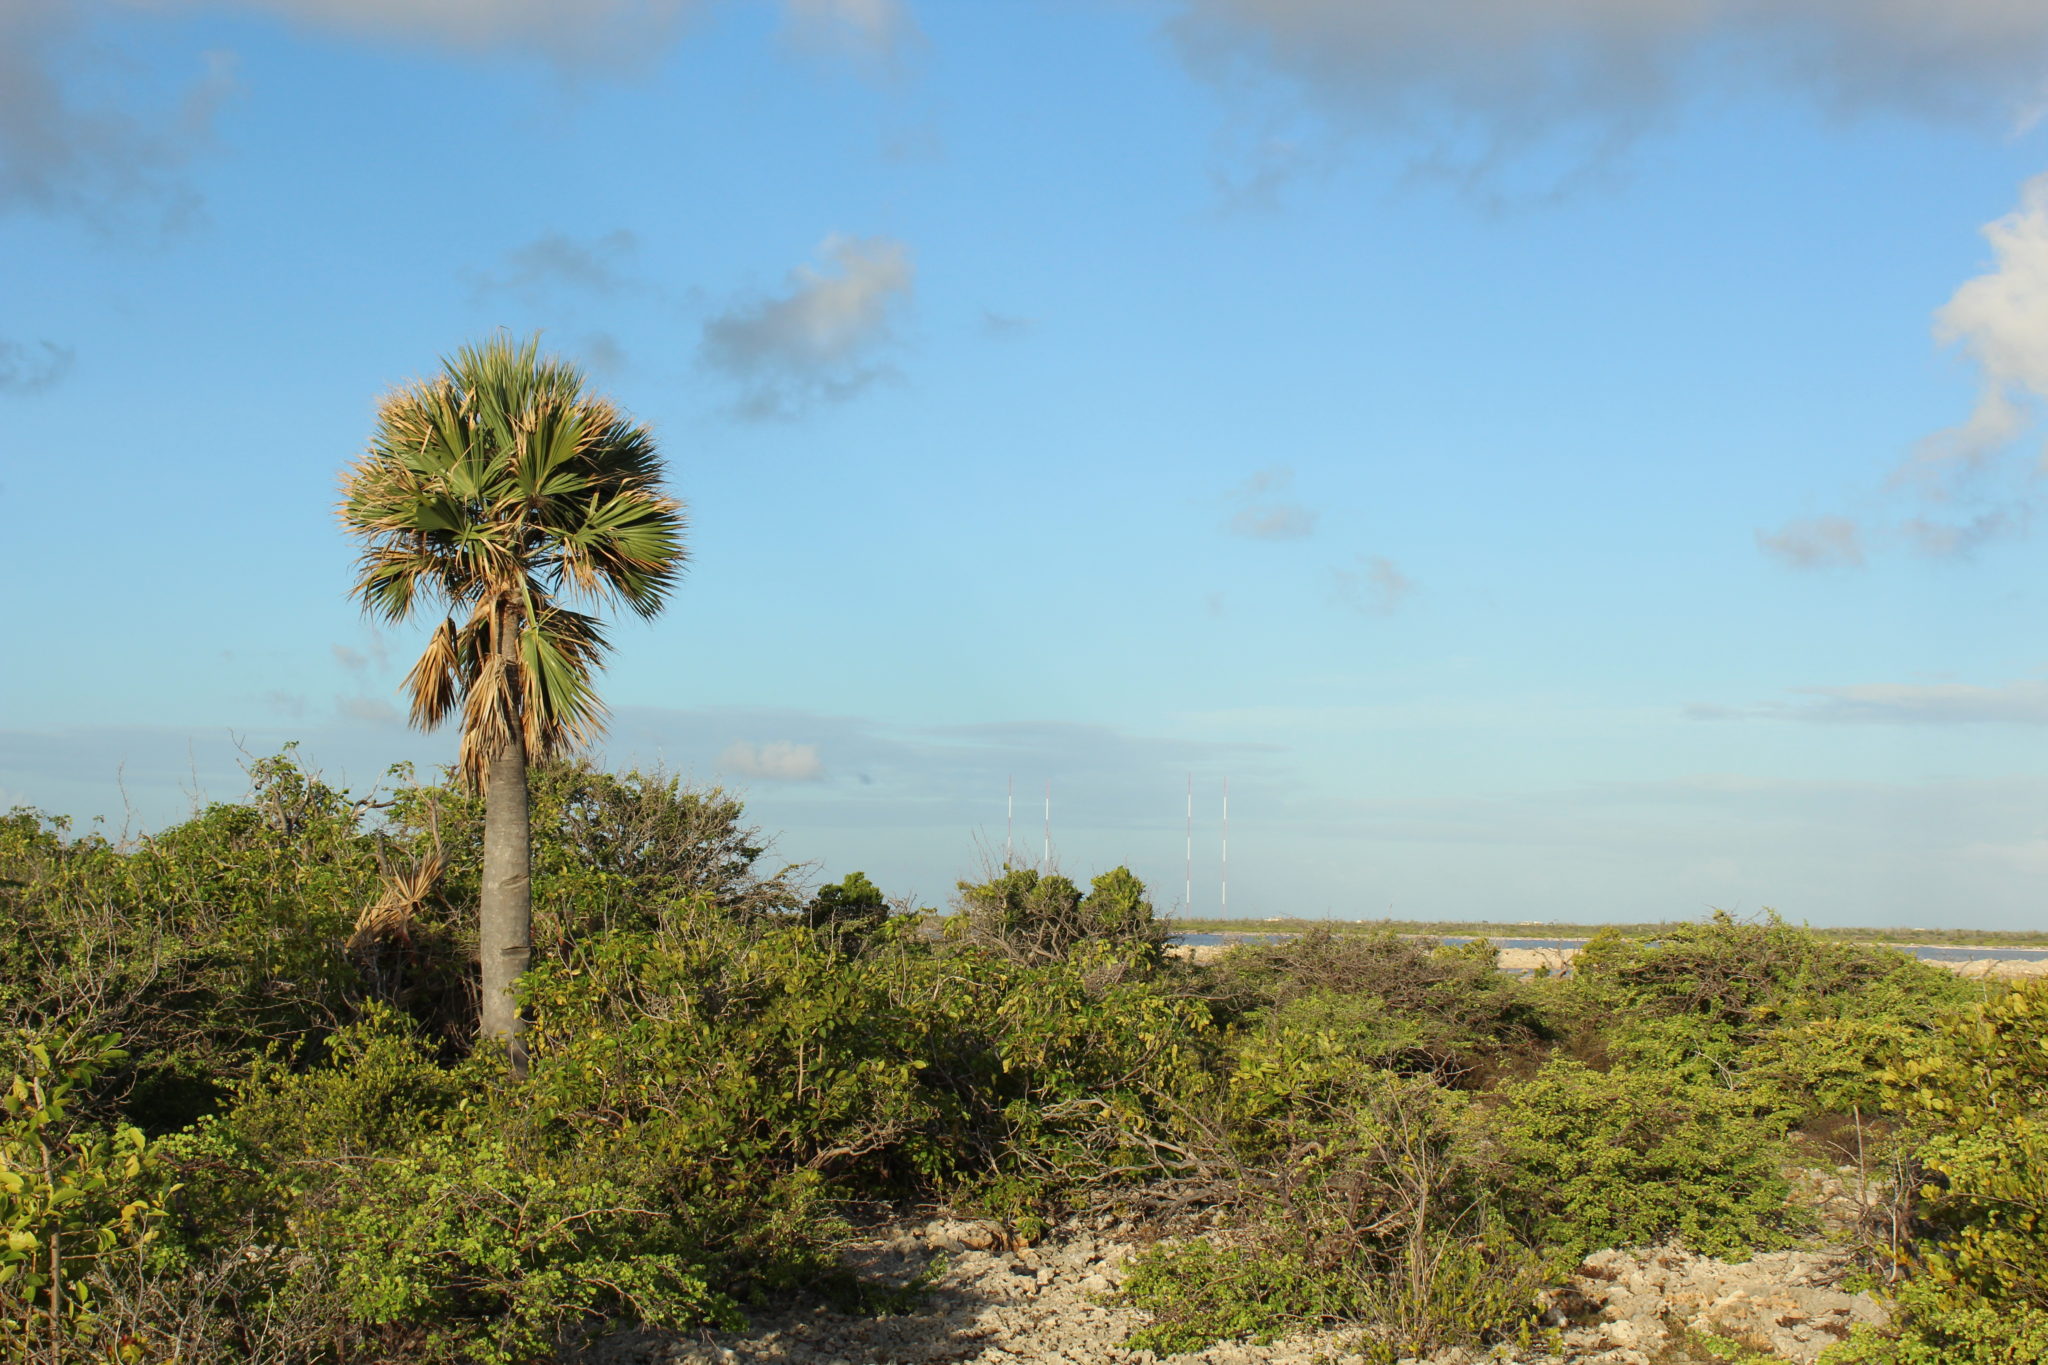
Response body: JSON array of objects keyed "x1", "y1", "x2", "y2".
[
  {"x1": 949, "y1": 864, "x2": 1170, "y2": 968},
  {"x1": 1209, "y1": 927, "x2": 1547, "y2": 1081}
]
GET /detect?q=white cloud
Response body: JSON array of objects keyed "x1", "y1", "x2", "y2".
[
  {"x1": 1764, "y1": 170, "x2": 2048, "y2": 564},
  {"x1": 719, "y1": 739, "x2": 826, "y2": 782},
  {"x1": 699, "y1": 234, "x2": 915, "y2": 419},
  {"x1": 1327, "y1": 553, "x2": 1412, "y2": 616},
  {"x1": 1892, "y1": 172, "x2": 2048, "y2": 537},
  {"x1": 1164, "y1": 0, "x2": 2048, "y2": 191},
  {"x1": 1754, "y1": 515, "x2": 1863, "y2": 569},
  {"x1": 1923, "y1": 174, "x2": 2048, "y2": 450}
]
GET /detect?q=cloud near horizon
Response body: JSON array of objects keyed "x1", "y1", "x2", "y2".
[
  {"x1": 719, "y1": 739, "x2": 827, "y2": 782},
  {"x1": 1690, "y1": 676, "x2": 2048, "y2": 725}
]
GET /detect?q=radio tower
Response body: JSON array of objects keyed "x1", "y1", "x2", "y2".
[
  {"x1": 1006, "y1": 775, "x2": 1014, "y2": 868},
  {"x1": 1042, "y1": 780, "x2": 1051, "y2": 873},
  {"x1": 1184, "y1": 774, "x2": 1194, "y2": 914},
  {"x1": 1221, "y1": 777, "x2": 1230, "y2": 917}
]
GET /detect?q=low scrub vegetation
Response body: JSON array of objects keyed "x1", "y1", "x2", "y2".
[{"x1": 0, "y1": 755, "x2": 2034, "y2": 1362}]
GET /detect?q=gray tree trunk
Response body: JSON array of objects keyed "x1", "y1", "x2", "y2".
[{"x1": 479, "y1": 728, "x2": 532, "y2": 1076}]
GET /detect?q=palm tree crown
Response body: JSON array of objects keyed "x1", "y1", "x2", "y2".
[{"x1": 338, "y1": 335, "x2": 687, "y2": 783}]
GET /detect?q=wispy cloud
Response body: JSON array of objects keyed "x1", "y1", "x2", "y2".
[
  {"x1": 0, "y1": 339, "x2": 74, "y2": 394},
  {"x1": 471, "y1": 229, "x2": 643, "y2": 303},
  {"x1": 7, "y1": 0, "x2": 905, "y2": 226},
  {"x1": 336, "y1": 695, "x2": 401, "y2": 727},
  {"x1": 1754, "y1": 516, "x2": 1863, "y2": 570},
  {"x1": 719, "y1": 739, "x2": 826, "y2": 782},
  {"x1": 0, "y1": 4, "x2": 234, "y2": 227},
  {"x1": 211, "y1": 0, "x2": 714, "y2": 69},
  {"x1": 1165, "y1": 1, "x2": 2048, "y2": 200},
  {"x1": 1691, "y1": 677, "x2": 2048, "y2": 726},
  {"x1": 779, "y1": 0, "x2": 920, "y2": 74},
  {"x1": 980, "y1": 308, "x2": 1033, "y2": 340},
  {"x1": 1327, "y1": 553, "x2": 1412, "y2": 617},
  {"x1": 699, "y1": 234, "x2": 915, "y2": 420},
  {"x1": 1225, "y1": 466, "x2": 1319, "y2": 541}
]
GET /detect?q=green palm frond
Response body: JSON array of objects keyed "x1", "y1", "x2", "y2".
[{"x1": 337, "y1": 332, "x2": 688, "y2": 787}]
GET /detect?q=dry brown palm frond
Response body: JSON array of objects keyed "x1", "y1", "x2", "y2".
[
  {"x1": 403, "y1": 618, "x2": 464, "y2": 730},
  {"x1": 349, "y1": 846, "x2": 445, "y2": 953}
]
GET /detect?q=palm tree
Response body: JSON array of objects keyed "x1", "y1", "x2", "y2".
[{"x1": 338, "y1": 334, "x2": 686, "y2": 1068}]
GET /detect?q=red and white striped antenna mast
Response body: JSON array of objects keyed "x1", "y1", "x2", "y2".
[
  {"x1": 1006, "y1": 775, "x2": 1014, "y2": 868},
  {"x1": 1184, "y1": 773, "x2": 1194, "y2": 915}
]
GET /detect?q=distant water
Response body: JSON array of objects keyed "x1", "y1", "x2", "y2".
[{"x1": 1173, "y1": 932, "x2": 2048, "y2": 963}]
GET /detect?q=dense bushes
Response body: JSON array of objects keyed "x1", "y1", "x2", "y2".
[
  {"x1": 1825, "y1": 981, "x2": 2048, "y2": 1364},
  {"x1": 0, "y1": 756, "x2": 2027, "y2": 1362},
  {"x1": 1489, "y1": 1059, "x2": 1796, "y2": 1258}
]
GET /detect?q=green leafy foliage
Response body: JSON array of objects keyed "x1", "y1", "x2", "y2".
[
  {"x1": 1827, "y1": 983, "x2": 2048, "y2": 1364},
  {"x1": 1570, "y1": 912, "x2": 1973, "y2": 1113},
  {"x1": 0, "y1": 1032, "x2": 169, "y2": 1356},
  {"x1": 1211, "y1": 927, "x2": 1546, "y2": 1081},
  {"x1": 949, "y1": 864, "x2": 1170, "y2": 967},
  {"x1": 804, "y1": 870, "x2": 892, "y2": 941},
  {"x1": 1124, "y1": 1061, "x2": 1550, "y2": 1362},
  {"x1": 1490, "y1": 1058, "x2": 1797, "y2": 1259},
  {"x1": 0, "y1": 755, "x2": 2024, "y2": 1363}
]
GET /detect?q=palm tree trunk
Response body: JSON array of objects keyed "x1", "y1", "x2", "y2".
[{"x1": 479, "y1": 728, "x2": 532, "y2": 1077}]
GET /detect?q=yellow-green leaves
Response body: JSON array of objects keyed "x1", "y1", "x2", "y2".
[{"x1": 0, "y1": 1032, "x2": 168, "y2": 1353}]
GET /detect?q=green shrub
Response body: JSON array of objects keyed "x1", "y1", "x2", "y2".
[
  {"x1": 1125, "y1": 1069, "x2": 1548, "y2": 1362},
  {"x1": 1831, "y1": 983, "x2": 2048, "y2": 1364},
  {"x1": 1490, "y1": 1058, "x2": 1797, "y2": 1258},
  {"x1": 0, "y1": 1031, "x2": 170, "y2": 1358},
  {"x1": 949, "y1": 865, "x2": 1169, "y2": 967},
  {"x1": 0, "y1": 758, "x2": 377, "y2": 1131},
  {"x1": 290, "y1": 1128, "x2": 739, "y2": 1365},
  {"x1": 1210, "y1": 928, "x2": 1545, "y2": 1080}
]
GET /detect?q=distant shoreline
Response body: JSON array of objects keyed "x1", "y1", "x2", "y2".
[
  {"x1": 1164, "y1": 927, "x2": 2048, "y2": 979},
  {"x1": 1168, "y1": 917, "x2": 2048, "y2": 952}
]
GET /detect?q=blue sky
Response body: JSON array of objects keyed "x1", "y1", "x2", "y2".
[{"x1": 8, "y1": 0, "x2": 2048, "y2": 928}]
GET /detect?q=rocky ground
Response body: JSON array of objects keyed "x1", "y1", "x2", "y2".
[{"x1": 591, "y1": 1213, "x2": 1888, "y2": 1365}]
